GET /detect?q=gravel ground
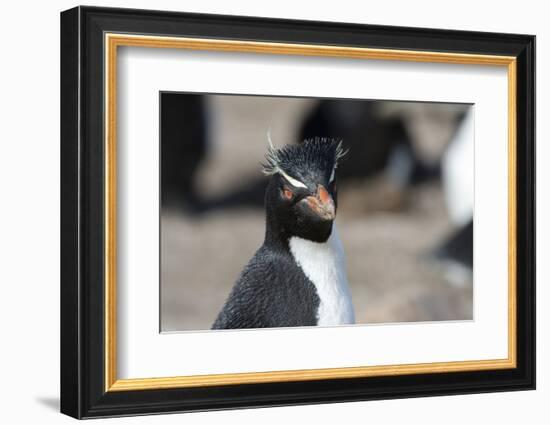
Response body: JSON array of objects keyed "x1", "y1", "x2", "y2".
[
  {"x1": 160, "y1": 182, "x2": 472, "y2": 332},
  {"x1": 160, "y1": 96, "x2": 472, "y2": 332}
]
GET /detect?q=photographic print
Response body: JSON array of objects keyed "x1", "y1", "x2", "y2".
[{"x1": 160, "y1": 93, "x2": 474, "y2": 332}]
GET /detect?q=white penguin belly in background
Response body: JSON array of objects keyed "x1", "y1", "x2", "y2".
[
  {"x1": 289, "y1": 225, "x2": 355, "y2": 326},
  {"x1": 442, "y1": 109, "x2": 474, "y2": 227}
]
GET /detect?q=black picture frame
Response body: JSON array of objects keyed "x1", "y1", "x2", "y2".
[{"x1": 60, "y1": 5, "x2": 535, "y2": 419}]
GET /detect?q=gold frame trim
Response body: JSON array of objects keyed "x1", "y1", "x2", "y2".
[{"x1": 104, "y1": 33, "x2": 518, "y2": 392}]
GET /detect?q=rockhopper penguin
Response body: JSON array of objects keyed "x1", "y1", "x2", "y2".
[{"x1": 212, "y1": 137, "x2": 355, "y2": 329}]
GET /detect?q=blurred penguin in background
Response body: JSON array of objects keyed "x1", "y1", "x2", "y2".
[
  {"x1": 300, "y1": 100, "x2": 437, "y2": 187},
  {"x1": 435, "y1": 109, "x2": 474, "y2": 285},
  {"x1": 161, "y1": 93, "x2": 208, "y2": 212}
]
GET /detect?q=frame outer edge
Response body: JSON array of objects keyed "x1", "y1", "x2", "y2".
[
  {"x1": 530, "y1": 36, "x2": 536, "y2": 389},
  {"x1": 65, "y1": 6, "x2": 536, "y2": 417},
  {"x1": 521, "y1": 36, "x2": 536, "y2": 389},
  {"x1": 60, "y1": 6, "x2": 83, "y2": 419}
]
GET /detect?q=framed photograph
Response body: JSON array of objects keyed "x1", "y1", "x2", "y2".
[{"x1": 60, "y1": 6, "x2": 535, "y2": 419}]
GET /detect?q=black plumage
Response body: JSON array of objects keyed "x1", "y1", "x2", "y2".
[
  {"x1": 211, "y1": 244, "x2": 320, "y2": 329},
  {"x1": 212, "y1": 138, "x2": 344, "y2": 329}
]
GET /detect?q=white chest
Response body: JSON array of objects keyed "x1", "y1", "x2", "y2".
[{"x1": 289, "y1": 226, "x2": 355, "y2": 326}]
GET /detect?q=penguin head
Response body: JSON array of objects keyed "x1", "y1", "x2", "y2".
[{"x1": 262, "y1": 137, "x2": 346, "y2": 243}]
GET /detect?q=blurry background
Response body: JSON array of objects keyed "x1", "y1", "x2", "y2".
[{"x1": 160, "y1": 93, "x2": 473, "y2": 332}]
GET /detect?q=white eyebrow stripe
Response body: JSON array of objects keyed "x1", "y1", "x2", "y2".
[
  {"x1": 279, "y1": 169, "x2": 308, "y2": 189},
  {"x1": 329, "y1": 167, "x2": 336, "y2": 183}
]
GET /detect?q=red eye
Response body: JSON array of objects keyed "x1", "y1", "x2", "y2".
[{"x1": 282, "y1": 188, "x2": 293, "y2": 200}]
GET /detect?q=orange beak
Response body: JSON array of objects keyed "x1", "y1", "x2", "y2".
[{"x1": 304, "y1": 185, "x2": 336, "y2": 221}]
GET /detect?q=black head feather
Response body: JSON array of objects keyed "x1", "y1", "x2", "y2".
[{"x1": 262, "y1": 137, "x2": 346, "y2": 186}]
